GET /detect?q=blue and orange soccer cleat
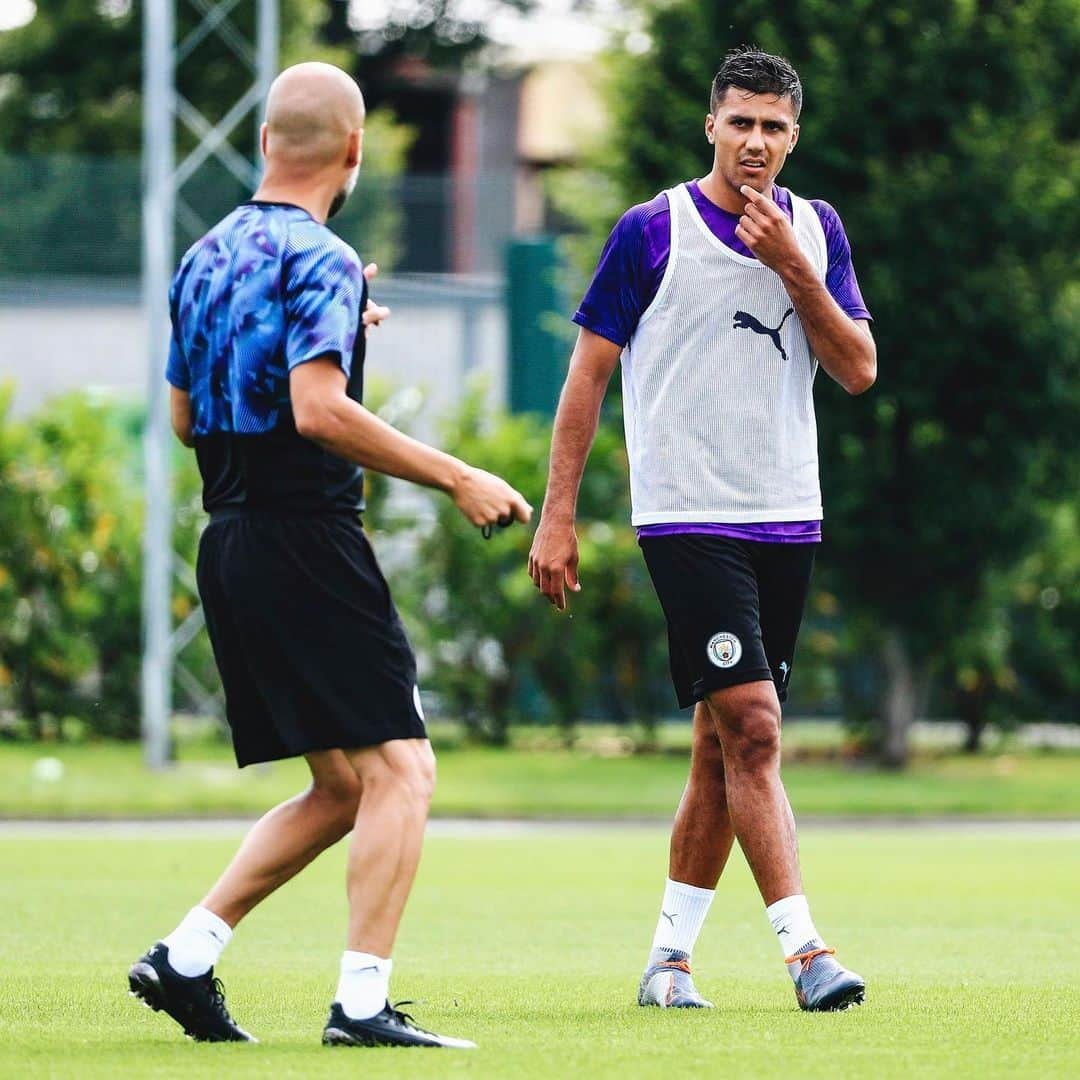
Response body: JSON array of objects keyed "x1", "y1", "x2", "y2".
[
  {"x1": 785, "y1": 943, "x2": 865, "y2": 1012},
  {"x1": 637, "y1": 948, "x2": 714, "y2": 1008}
]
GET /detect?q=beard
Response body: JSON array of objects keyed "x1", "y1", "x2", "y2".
[
  {"x1": 327, "y1": 188, "x2": 348, "y2": 219},
  {"x1": 327, "y1": 168, "x2": 359, "y2": 220}
]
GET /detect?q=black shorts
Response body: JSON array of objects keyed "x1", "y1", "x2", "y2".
[
  {"x1": 197, "y1": 510, "x2": 426, "y2": 767},
  {"x1": 639, "y1": 534, "x2": 815, "y2": 709}
]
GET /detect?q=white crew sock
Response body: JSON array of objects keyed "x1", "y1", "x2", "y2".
[
  {"x1": 649, "y1": 878, "x2": 715, "y2": 959},
  {"x1": 336, "y1": 952, "x2": 392, "y2": 1020},
  {"x1": 765, "y1": 894, "x2": 823, "y2": 969},
  {"x1": 161, "y1": 905, "x2": 233, "y2": 977}
]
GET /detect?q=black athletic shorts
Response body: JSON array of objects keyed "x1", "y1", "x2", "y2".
[
  {"x1": 639, "y1": 534, "x2": 815, "y2": 709},
  {"x1": 197, "y1": 509, "x2": 426, "y2": 767}
]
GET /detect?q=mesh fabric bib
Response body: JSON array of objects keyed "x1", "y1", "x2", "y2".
[{"x1": 622, "y1": 183, "x2": 828, "y2": 525}]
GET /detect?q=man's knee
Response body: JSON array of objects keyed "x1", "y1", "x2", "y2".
[
  {"x1": 689, "y1": 714, "x2": 727, "y2": 787},
  {"x1": 407, "y1": 743, "x2": 437, "y2": 806},
  {"x1": 705, "y1": 686, "x2": 781, "y2": 772},
  {"x1": 308, "y1": 766, "x2": 362, "y2": 832},
  {"x1": 355, "y1": 741, "x2": 436, "y2": 809}
]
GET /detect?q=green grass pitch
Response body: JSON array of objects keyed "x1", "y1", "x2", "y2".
[{"x1": 2, "y1": 824, "x2": 1077, "y2": 1078}]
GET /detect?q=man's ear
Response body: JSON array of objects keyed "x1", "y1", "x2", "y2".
[
  {"x1": 704, "y1": 113, "x2": 715, "y2": 145},
  {"x1": 259, "y1": 122, "x2": 269, "y2": 159},
  {"x1": 346, "y1": 128, "x2": 363, "y2": 169},
  {"x1": 788, "y1": 123, "x2": 800, "y2": 154}
]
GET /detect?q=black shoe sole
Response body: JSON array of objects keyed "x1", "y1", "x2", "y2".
[
  {"x1": 323, "y1": 1025, "x2": 442, "y2": 1048},
  {"x1": 801, "y1": 983, "x2": 866, "y2": 1012},
  {"x1": 128, "y1": 962, "x2": 254, "y2": 1043}
]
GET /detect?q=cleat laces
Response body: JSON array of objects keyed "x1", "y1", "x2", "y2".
[
  {"x1": 387, "y1": 1000, "x2": 436, "y2": 1036},
  {"x1": 784, "y1": 946, "x2": 835, "y2": 974},
  {"x1": 655, "y1": 959, "x2": 693, "y2": 975},
  {"x1": 206, "y1": 975, "x2": 238, "y2": 1024}
]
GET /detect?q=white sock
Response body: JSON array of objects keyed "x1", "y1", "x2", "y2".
[
  {"x1": 161, "y1": 906, "x2": 233, "y2": 977},
  {"x1": 649, "y1": 878, "x2": 715, "y2": 959},
  {"x1": 766, "y1": 894, "x2": 823, "y2": 968},
  {"x1": 336, "y1": 951, "x2": 392, "y2": 1020}
]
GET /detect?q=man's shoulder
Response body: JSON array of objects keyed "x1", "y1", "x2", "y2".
[
  {"x1": 284, "y1": 216, "x2": 361, "y2": 268},
  {"x1": 781, "y1": 187, "x2": 851, "y2": 249},
  {"x1": 614, "y1": 189, "x2": 674, "y2": 237},
  {"x1": 783, "y1": 187, "x2": 843, "y2": 229},
  {"x1": 597, "y1": 189, "x2": 676, "y2": 268}
]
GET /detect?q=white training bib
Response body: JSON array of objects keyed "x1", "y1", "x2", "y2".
[{"x1": 622, "y1": 183, "x2": 828, "y2": 525}]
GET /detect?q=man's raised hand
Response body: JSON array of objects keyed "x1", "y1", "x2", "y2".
[{"x1": 735, "y1": 185, "x2": 801, "y2": 273}]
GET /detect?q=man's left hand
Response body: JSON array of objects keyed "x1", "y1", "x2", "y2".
[{"x1": 734, "y1": 185, "x2": 803, "y2": 275}]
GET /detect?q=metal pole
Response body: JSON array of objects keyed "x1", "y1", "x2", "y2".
[
  {"x1": 141, "y1": 0, "x2": 279, "y2": 761},
  {"x1": 141, "y1": 0, "x2": 175, "y2": 768},
  {"x1": 255, "y1": 0, "x2": 278, "y2": 171}
]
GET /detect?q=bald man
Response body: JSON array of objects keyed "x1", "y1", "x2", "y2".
[{"x1": 127, "y1": 62, "x2": 527, "y2": 1049}]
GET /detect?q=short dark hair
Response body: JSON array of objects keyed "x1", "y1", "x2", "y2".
[{"x1": 710, "y1": 47, "x2": 803, "y2": 120}]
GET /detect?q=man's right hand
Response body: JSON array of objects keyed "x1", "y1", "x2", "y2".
[
  {"x1": 451, "y1": 466, "x2": 532, "y2": 532},
  {"x1": 528, "y1": 514, "x2": 581, "y2": 611}
]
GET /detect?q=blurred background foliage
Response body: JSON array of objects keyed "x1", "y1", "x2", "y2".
[
  {"x1": 0, "y1": 0, "x2": 1076, "y2": 765},
  {"x1": 0, "y1": 0, "x2": 414, "y2": 276},
  {"x1": 1, "y1": 386, "x2": 1076, "y2": 756}
]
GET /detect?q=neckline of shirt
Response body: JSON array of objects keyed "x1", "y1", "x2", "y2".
[{"x1": 242, "y1": 200, "x2": 315, "y2": 218}]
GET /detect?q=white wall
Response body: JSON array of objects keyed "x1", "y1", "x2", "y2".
[{"x1": 0, "y1": 276, "x2": 507, "y2": 440}]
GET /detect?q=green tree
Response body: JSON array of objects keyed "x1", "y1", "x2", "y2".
[
  {"x1": 394, "y1": 391, "x2": 669, "y2": 744},
  {"x1": 0, "y1": 0, "x2": 331, "y2": 155},
  {"x1": 328, "y1": 0, "x2": 538, "y2": 74},
  {"x1": 0, "y1": 389, "x2": 144, "y2": 738},
  {"x1": 558, "y1": 0, "x2": 1080, "y2": 764},
  {"x1": 946, "y1": 498, "x2": 1080, "y2": 750},
  {"x1": 0, "y1": 0, "x2": 410, "y2": 275}
]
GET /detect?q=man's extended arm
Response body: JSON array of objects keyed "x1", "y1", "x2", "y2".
[
  {"x1": 736, "y1": 184, "x2": 876, "y2": 394},
  {"x1": 290, "y1": 357, "x2": 531, "y2": 528},
  {"x1": 528, "y1": 327, "x2": 623, "y2": 610}
]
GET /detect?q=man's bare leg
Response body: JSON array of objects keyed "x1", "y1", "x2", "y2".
[
  {"x1": 640, "y1": 703, "x2": 735, "y2": 1007},
  {"x1": 157, "y1": 749, "x2": 362, "y2": 974},
  {"x1": 703, "y1": 681, "x2": 800, "y2": 905},
  {"x1": 669, "y1": 701, "x2": 735, "y2": 888},
  {"x1": 201, "y1": 749, "x2": 363, "y2": 926},
  {"x1": 191, "y1": 737, "x2": 433, "y2": 956},
  {"x1": 320, "y1": 737, "x2": 474, "y2": 1046},
  {"x1": 342, "y1": 738, "x2": 435, "y2": 957},
  {"x1": 129, "y1": 749, "x2": 364, "y2": 1042},
  {"x1": 703, "y1": 680, "x2": 865, "y2": 1009}
]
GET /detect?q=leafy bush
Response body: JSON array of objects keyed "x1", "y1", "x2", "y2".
[
  {"x1": 0, "y1": 388, "x2": 219, "y2": 740},
  {"x1": 0, "y1": 388, "x2": 143, "y2": 738},
  {"x1": 393, "y1": 391, "x2": 670, "y2": 744}
]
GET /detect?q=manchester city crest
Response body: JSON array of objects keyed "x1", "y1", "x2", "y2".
[{"x1": 706, "y1": 632, "x2": 742, "y2": 669}]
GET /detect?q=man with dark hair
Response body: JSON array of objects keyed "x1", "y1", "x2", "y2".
[
  {"x1": 128, "y1": 61, "x2": 530, "y2": 1049},
  {"x1": 529, "y1": 46, "x2": 873, "y2": 1013},
  {"x1": 710, "y1": 47, "x2": 804, "y2": 117}
]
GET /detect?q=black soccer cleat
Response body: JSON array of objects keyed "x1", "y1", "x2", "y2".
[
  {"x1": 127, "y1": 942, "x2": 256, "y2": 1043},
  {"x1": 322, "y1": 1001, "x2": 476, "y2": 1048}
]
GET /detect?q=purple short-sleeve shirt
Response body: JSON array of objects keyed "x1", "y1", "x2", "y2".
[{"x1": 573, "y1": 181, "x2": 872, "y2": 544}]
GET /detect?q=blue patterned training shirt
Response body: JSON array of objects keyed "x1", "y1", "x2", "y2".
[{"x1": 166, "y1": 201, "x2": 368, "y2": 513}]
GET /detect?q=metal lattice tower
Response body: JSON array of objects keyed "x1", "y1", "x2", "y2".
[{"x1": 141, "y1": 0, "x2": 279, "y2": 767}]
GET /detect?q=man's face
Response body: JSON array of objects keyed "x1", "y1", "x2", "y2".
[{"x1": 705, "y1": 87, "x2": 799, "y2": 196}]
